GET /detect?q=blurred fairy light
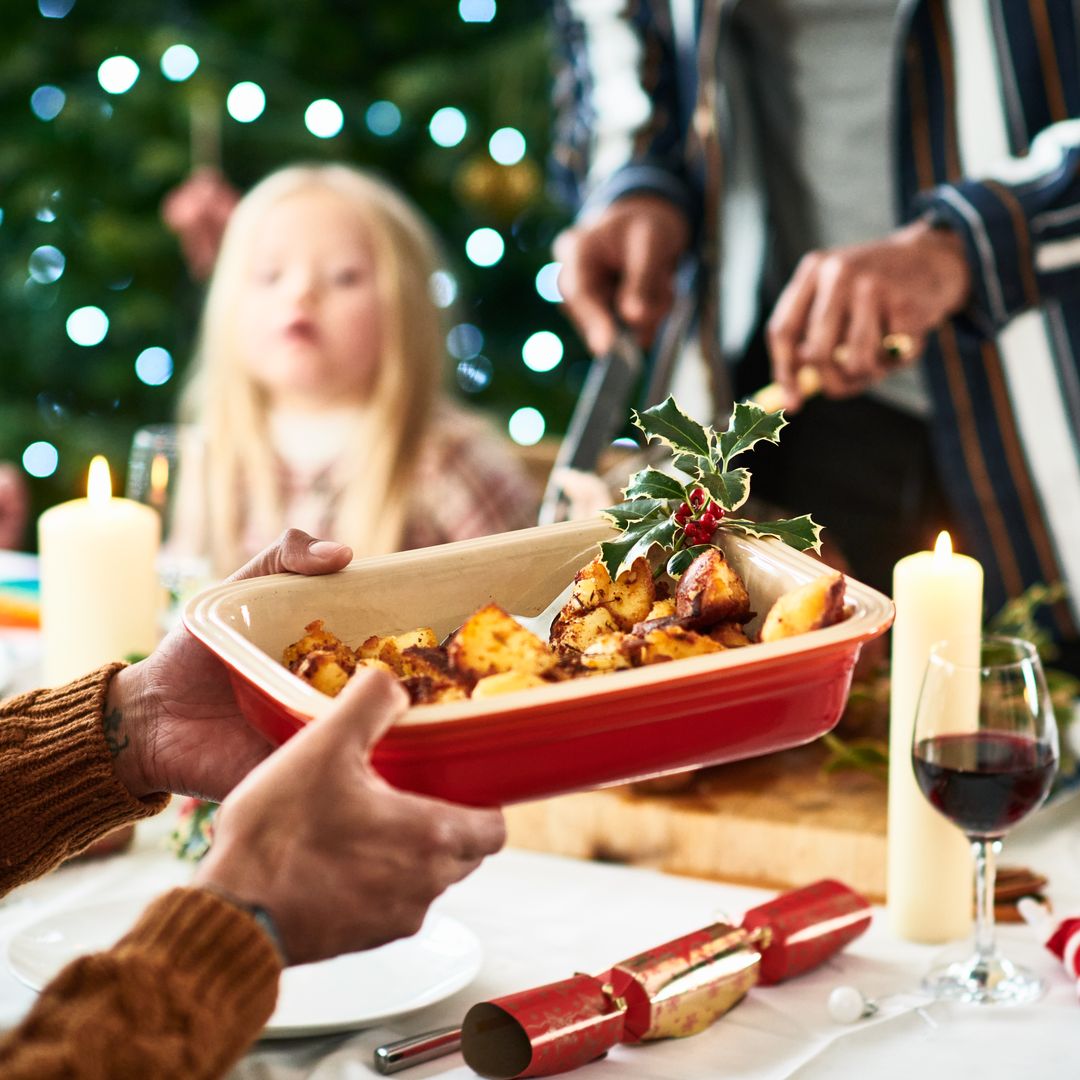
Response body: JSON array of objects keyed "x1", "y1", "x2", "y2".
[
  {"x1": 535, "y1": 262, "x2": 563, "y2": 302},
  {"x1": 161, "y1": 44, "x2": 199, "y2": 82},
  {"x1": 508, "y1": 406, "x2": 546, "y2": 447},
  {"x1": 465, "y1": 227, "x2": 504, "y2": 267},
  {"x1": 429, "y1": 107, "x2": 467, "y2": 148},
  {"x1": 227, "y1": 82, "x2": 266, "y2": 123},
  {"x1": 36, "y1": 207, "x2": 56, "y2": 223},
  {"x1": 30, "y1": 85, "x2": 66, "y2": 121},
  {"x1": 447, "y1": 323, "x2": 484, "y2": 360},
  {"x1": 429, "y1": 270, "x2": 457, "y2": 308},
  {"x1": 38, "y1": 0, "x2": 75, "y2": 18},
  {"x1": 22, "y1": 441, "x2": 59, "y2": 479},
  {"x1": 456, "y1": 356, "x2": 493, "y2": 393},
  {"x1": 522, "y1": 330, "x2": 564, "y2": 372},
  {"x1": 98, "y1": 56, "x2": 140, "y2": 95},
  {"x1": 66, "y1": 306, "x2": 109, "y2": 346},
  {"x1": 489, "y1": 127, "x2": 526, "y2": 165},
  {"x1": 366, "y1": 100, "x2": 401, "y2": 136},
  {"x1": 0, "y1": 209, "x2": 5, "y2": 226},
  {"x1": 28, "y1": 245, "x2": 65, "y2": 284},
  {"x1": 305, "y1": 99, "x2": 344, "y2": 139},
  {"x1": 135, "y1": 346, "x2": 173, "y2": 386},
  {"x1": 459, "y1": 0, "x2": 496, "y2": 22}
]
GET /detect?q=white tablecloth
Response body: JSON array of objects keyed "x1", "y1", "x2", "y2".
[
  {"x1": 0, "y1": 795, "x2": 1077, "y2": 1080},
  {"x1": 1, "y1": 613, "x2": 1078, "y2": 1078}
]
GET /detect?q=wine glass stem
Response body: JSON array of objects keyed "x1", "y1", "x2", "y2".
[{"x1": 971, "y1": 837, "x2": 1002, "y2": 963}]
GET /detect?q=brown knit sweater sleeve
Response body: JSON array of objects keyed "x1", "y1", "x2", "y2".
[
  {"x1": 0, "y1": 663, "x2": 169, "y2": 894},
  {"x1": 0, "y1": 887, "x2": 282, "y2": 1079}
]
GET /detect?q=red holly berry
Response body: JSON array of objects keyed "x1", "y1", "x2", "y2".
[{"x1": 689, "y1": 487, "x2": 706, "y2": 508}]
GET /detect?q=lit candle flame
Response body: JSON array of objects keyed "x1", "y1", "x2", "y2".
[
  {"x1": 149, "y1": 452, "x2": 170, "y2": 508},
  {"x1": 87, "y1": 455, "x2": 113, "y2": 506},
  {"x1": 932, "y1": 530, "x2": 953, "y2": 566}
]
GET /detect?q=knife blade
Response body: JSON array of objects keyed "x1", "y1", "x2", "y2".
[{"x1": 537, "y1": 330, "x2": 643, "y2": 525}]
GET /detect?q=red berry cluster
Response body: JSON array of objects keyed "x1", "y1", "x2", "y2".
[{"x1": 673, "y1": 486, "x2": 724, "y2": 546}]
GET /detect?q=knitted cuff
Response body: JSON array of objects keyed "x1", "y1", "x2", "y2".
[
  {"x1": 120, "y1": 887, "x2": 282, "y2": 1023},
  {"x1": 0, "y1": 663, "x2": 170, "y2": 891}
]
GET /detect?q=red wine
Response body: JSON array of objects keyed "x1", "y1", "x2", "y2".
[{"x1": 912, "y1": 732, "x2": 1056, "y2": 837}]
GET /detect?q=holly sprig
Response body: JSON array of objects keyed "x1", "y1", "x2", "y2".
[{"x1": 599, "y1": 397, "x2": 823, "y2": 580}]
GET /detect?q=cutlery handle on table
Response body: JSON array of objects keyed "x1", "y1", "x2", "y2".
[{"x1": 373, "y1": 1026, "x2": 463, "y2": 1074}]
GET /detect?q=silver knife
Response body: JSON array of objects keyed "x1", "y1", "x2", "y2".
[{"x1": 537, "y1": 330, "x2": 643, "y2": 525}]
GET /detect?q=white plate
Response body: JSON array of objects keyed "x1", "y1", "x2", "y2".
[{"x1": 7, "y1": 895, "x2": 482, "y2": 1039}]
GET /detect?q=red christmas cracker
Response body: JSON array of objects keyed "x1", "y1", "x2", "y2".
[{"x1": 461, "y1": 879, "x2": 870, "y2": 1078}]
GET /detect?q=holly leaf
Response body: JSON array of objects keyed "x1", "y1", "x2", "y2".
[
  {"x1": 600, "y1": 517, "x2": 678, "y2": 579},
  {"x1": 666, "y1": 544, "x2": 715, "y2": 578},
  {"x1": 672, "y1": 453, "x2": 712, "y2": 480},
  {"x1": 623, "y1": 468, "x2": 687, "y2": 502},
  {"x1": 721, "y1": 514, "x2": 823, "y2": 553},
  {"x1": 717, "y1": 401, "x2": 787, "y2": 469},
  {"x1": 602, "y1": 499, "x2": 668, "y2": 530},
  {"x1": 698, "y1": 468, "x2": 750, "y2": 512},
  {"x1": 633, "y1": 397, "x2": 712, "y2": 458}
]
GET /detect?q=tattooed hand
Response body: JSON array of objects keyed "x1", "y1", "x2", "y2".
[{"x1": 105, "y1": 529, "x2": 352, "y2": 801}]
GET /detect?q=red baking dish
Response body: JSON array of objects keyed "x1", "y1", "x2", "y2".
[{"x1": 183, "y1": 518, "x2": 893, "y2": 806}]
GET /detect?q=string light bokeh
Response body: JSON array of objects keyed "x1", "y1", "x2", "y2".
[{"x1": 5, "y1": 0, "x2": 600, "y2": 533}]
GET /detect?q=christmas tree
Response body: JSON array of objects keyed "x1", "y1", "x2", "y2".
[{"x1": 1, "y1": 0, "x2": 587, "y2": 545}]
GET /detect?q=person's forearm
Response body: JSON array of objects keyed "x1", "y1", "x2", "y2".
[
  {"x1": 0, "y1": 664, "x2": 168, "y2": 896},
  {"x1": 0, "y1": 888, "x2": 280, "y2": 1079}
]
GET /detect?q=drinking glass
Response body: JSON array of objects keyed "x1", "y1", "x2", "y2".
[
  {"x1": 911, "y1": 634, "x2": 1059, "y2": 1005},
  {"x1": 126, "y1": 424, "x2": 212, "y2": 622}
]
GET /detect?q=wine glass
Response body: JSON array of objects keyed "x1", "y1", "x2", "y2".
[
  {"x1": 911, "y1": 634, "x2": 1059, "y2": 1005},
  {"x1": 125, "y1": 424, "x2": 213, "y2": 625}
]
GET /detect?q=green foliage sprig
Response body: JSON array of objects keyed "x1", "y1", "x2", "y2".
[{"x1": 600, "y1": 397, "x2": 823, "y2": 580}]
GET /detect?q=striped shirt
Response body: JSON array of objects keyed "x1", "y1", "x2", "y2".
[{"x1": 552, "y1": 0, "x2": 1080, "y2": 636}]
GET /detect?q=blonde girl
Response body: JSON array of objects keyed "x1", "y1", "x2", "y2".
[{"x1": 179, "y1": 163, "x2": 536, "y2": 576}]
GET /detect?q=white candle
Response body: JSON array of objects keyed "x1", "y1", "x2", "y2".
[
  {"x1": 38, "y1": 455, "x2": 161, "y2": 686},
  {"x1": 887, "y1": 531, "x2": 981, "y2": 942}
]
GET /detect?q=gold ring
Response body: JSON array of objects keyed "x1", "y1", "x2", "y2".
[
  {"x1": 832, "y1": 333, "x2": 916, "y2": 369},
  {"x1": 882, "y1": 332, "x2": 916, "y2": 363}
]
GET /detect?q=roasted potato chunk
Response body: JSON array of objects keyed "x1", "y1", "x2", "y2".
[
  {"x1": 358, "y1": 627, "x2": 439, "y2": 674},
  {"x1": 759, "y1": 573, "x2": 846, "y2": 642},
  {"x1": 471, "y1": 671, "x2": 549, "y2": 699},
  {"x1": 283, "y1": 619, "x2": 353, "y2": 670},
  {"x1": 284, "y1": 619, "x2": 358, "y2": 696},
  {"x1": 579, "y1": 632, "x2": 634, "y2": 672},
  {"x1": 404, "y1": 675, "x2": 471, "y2": 705},
  {"x1": 292, "y1": 649, "x2": 354, "y2": 697},
  {"x1": 447, "y1": 603, "x2": 556, "y2": 680},
  {"x1": 551, "y1": 556, "x2": 656, "y2": 636},
  {"x1": 675, "y1": 548, "x2": 751, "y2": 626},
  {"x1": 707, "y1": 622, "x2": 753, "y2": 648},
  {"x1": 629, "y1": 625, "x2": 725, "y2": 665},
  {"x1": 550, "y1": 605, "x2": 621, "y2": 655}
]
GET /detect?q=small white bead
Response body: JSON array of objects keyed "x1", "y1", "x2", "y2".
[{"x1": 828, "y1": 985, "x2": 870, "y2": 1024}]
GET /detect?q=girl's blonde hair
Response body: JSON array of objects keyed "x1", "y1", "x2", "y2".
[{"x1": 181, "y1": 163, "x2": 446, "y2": 575}]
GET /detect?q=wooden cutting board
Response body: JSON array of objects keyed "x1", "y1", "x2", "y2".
[{"x1": 504, "y1": 743, "x2": 888, "y2": 901}]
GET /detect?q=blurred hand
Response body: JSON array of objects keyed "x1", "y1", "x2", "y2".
[
  {"x1": 0, "y1": 463, "x2": 29, "y2": 551},
  {"x1": 193, "y1": 670, "x2": 506, "y2": 965},
  {"x1": 161, "y1": 167, "x2": 240, "y2": 281},
  {"x1": 767, "y1": 219, "x2": 971, "y2": 411},
  {"x1": 109, "y1": 529, "x2": 352, "y2": 802},
  {"x1": 555, "y1": 194, "x2": 691, "y2": 356}
]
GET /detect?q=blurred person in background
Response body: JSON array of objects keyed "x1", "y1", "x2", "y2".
[
  {"x1": 167, "y1": 162, "x2": 537, "y2": 579},
  {"x1": 549, "y1": 0, "x2": 1080, "y2": 665}
]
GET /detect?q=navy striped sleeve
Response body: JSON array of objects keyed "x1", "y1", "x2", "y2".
[
  {"x1": 914, "y1": 122, "x2": 1080, "y2": 334},
  {"x1": 548, "y1": 0, "x2": 700, "y2": 224}
]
